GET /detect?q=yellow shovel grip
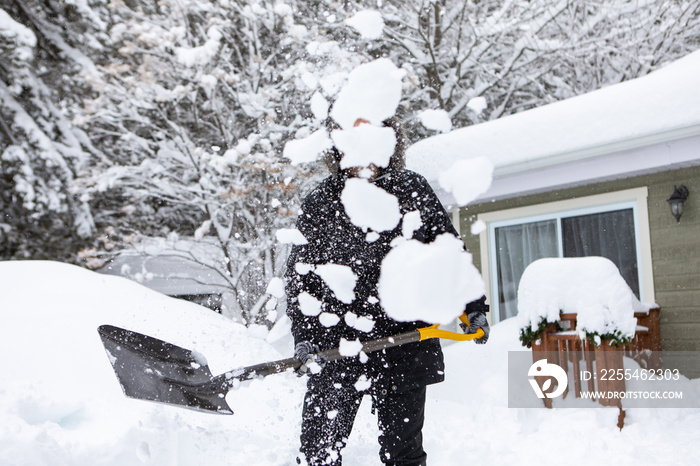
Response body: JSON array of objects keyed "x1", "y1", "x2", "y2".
[{"x1": 417, "y1": 319, "x2": 485, "y2": 342}]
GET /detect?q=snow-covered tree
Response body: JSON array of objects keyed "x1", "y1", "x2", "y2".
[
  {"x1": 0, "y1": 1, "x2": 99, "y2": 261},
  {"x1": 69, "y1": 0, "x2": 366, "y2": 323},
  {"x1": 1, "y1": 0, "x2": 698, "y2": 325},
  {"x1": 376, "y1": 0, "x2": 700, "y2": 132}
]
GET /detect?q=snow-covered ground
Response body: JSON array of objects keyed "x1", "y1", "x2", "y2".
[{"x1": 1, "y1": 261, "x2": 699, "y2": 465}]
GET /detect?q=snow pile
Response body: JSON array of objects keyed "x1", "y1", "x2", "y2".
[
  {"x1": 0, "y1": 261, "x2": 305, "y2": 466},
  {"x1": 1, "y1": 261, "x2": 699, "y2": 465},
  {"x1": 378, "y1": 234, "x2": 485, "y2": 325},
  {"x1": 517, "y1": 257, "x2": 654, "y2": 344}
]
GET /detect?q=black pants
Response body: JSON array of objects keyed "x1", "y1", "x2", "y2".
[{"x1": 298, "y1": 372, "x2": 428, "y2": 466}]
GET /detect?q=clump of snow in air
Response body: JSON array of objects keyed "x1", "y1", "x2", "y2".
[
  {"x1": 517, "y1": 257, "x2": 654, "y2": 342},
  {"x1": 438, "y1": 156, "x2": 494, "y2": 206},
  {"x1": 378, "y1": 234, "x2": 485, "y2": 325},
  {"x1": 345, "y1": 10, "x2": 384, "y2": 40},
  {"x1": 2, "y1": 261, "x2": 700, "y2": 465},
  {"x1": 470, "y1": 219, "x2": 486, "y2": 235},
  {"x1": 332, "y1": 124, "x2": 396, "y2": 169},
  {"x1": 330, "y1": 58, "x2": 405, "y2": 129},
  {"x1": 283, "y1": 129, "x2": 332, "y2": 165},
  {"x1": 298, "y1": 292, "x2": 322, "y2": 316},
  {"x1": 366, "y1": 231, "x2": 380, "y2": 242},
  {"x1": 339, "y1": 338, "x2": 364, "y2": 357},
  {"x1": 319, "y1": 312, "x2": 341, "y2": 327},
  {"x1": 306, "y1": 360, "x2": 323, "y2": 375},
  {"x1": 354, "y1": 374, "x2": 372, "y2": 392},
  {"x1": 313, "y1": 263, "x2": 357, "y2": 304},
  {"x1": 295, "y1": 262, "x2": 314, "y2": 275},
  {"x1": 467, "y1": 96, "x2": 488, "y2": 115},
  {"x1": 418, "y1": 109, "x2": 453, "y2": 133},
  {"x1": 266, "y1": 277, "x2": 285, "y2": 298},
  {"x1": 341, "y1": 178, "x2": 401, "y2": 232},
  {"x1": 402, "y1": 210, "x2": 423, "y2": 239},
  {"x1": 276, "y1": 228, "x2": 309, "y2": 245},
  {"x1": 345, "y1": 312, "x2": 375, "y2": 332},
  {"x1": 310, "y1": 92, "x2": 329, "y2": 120}
]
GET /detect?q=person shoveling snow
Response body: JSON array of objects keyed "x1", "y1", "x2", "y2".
[{"x1": 284, "y1": 58, "x2": 489, "y2": 466}]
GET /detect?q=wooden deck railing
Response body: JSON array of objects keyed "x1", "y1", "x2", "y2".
[{"x1": 530, "y1": 306, "x2": 661, "y2": 411}]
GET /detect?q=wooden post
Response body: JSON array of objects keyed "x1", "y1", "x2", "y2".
[{"x1": 594, "y1": 340, "x2": 625, "y2": 408}]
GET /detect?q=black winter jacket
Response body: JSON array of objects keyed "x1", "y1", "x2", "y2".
[{"x1": 285, "y1": 169, "x2": 465, "y2": 391}]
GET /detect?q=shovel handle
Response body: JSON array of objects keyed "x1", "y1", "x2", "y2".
[
  {"x1": 317, "y1": 321, "x2": 485, "y2": 364},
  {"x1": 418, "y1": 312, "x2": 486, "y2": 341},
  {"x1": 419, "y1": 324, "x2": 485, "y2": 342},
  {"x1": 218, "y1": 320, "x2": 486, "y2": 389}
]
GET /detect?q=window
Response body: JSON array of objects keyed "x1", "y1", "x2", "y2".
[{"x1": 478, "y1": 188, "x2": 654, "y2": 322}]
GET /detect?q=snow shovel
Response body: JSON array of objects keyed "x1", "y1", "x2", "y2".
[{"x1": 97, "y1": 315, "x2": 483, "y2": 415}]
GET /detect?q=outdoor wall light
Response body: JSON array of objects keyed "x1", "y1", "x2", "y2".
[{"x1": 667, "y1": 185, "x2": 689, "y2": 223}]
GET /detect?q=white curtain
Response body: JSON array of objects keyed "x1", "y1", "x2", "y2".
[
  {"x1": 561, "y1": 208, "x2": 639, "y2": 297},
  {"x1": 495, "y1": 220, "x2": 558, "y2": 321}
]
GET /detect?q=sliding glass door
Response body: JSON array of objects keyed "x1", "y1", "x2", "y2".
[{"x1": 491, "y1": 203, "x2": 641, "y2": 321}]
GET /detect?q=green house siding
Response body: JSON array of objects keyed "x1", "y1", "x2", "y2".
[{"x1": 460, "y1": 165, "x2": 700, "y2": 354}]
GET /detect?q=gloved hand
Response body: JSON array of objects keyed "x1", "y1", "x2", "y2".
[
  {"x1": 294, "y1": 341, "x2": 327, "y2": 376},
  {"x1": 460, "y1": 311, "x2": 490, "y2": 344}
]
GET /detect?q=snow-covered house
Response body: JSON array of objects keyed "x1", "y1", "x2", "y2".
[{"x1": 407, "y1": 49, "x2": 700, "y2": 366}]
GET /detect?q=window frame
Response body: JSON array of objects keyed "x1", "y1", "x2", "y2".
[{"x1": 477, "y1": 187, "x2": 654, "y2": 323}]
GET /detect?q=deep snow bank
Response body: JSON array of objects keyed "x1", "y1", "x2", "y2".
[
  {"x1": 1, "y1": 261, "x2": 699, "y2": 465},
  {"x1": 0, "y1": 261, "x2": 305, "y2": 465}
]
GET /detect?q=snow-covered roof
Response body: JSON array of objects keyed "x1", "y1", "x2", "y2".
[{"x1": 407, "y1": 49, "x2": 700, "y2": 204}]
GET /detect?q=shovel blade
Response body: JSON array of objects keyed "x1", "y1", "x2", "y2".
[{"x1": 98, "y1": 325, "x2": 233, "y2": 415}]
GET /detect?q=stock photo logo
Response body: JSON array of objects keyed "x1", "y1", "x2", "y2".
[{"x1": 528, "y1": 359, "x2": 568, "y2": 399}]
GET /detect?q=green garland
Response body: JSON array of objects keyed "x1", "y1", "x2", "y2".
[
  {"x1": 584, "y1": 330, "x2": 633, "y2": 348},
  {"x1": 519, "y1": 316, "x2": 561, "y2": 347},
  {"x1": 519, "y1": 313, "x2": 633, "y2": 348}
]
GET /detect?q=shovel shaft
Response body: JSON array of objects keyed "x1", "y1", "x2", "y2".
[
  {"x1": 218, "y1": 325, "x2": 485, "y2": 391},
  {"x1": 214, "y1": 330, "x2": 424, "y2": 392}
]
